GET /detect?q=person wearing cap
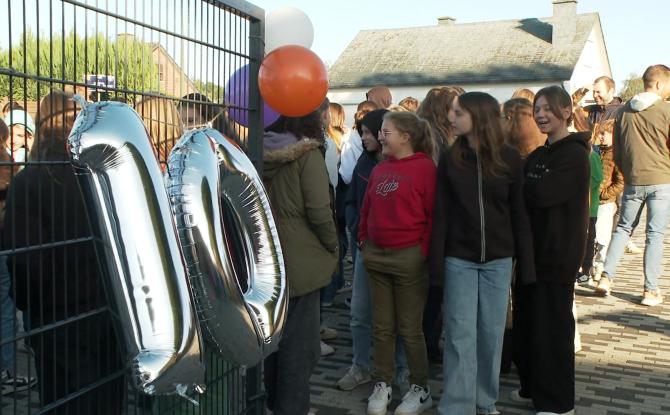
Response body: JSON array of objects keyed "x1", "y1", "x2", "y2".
[{"x1": 3, "y1": 110, "x2": 35, "y2": 164}]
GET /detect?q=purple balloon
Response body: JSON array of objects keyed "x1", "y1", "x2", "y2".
[{"x1": 225, "y1": 64, "x2": 280, "y2": 128}]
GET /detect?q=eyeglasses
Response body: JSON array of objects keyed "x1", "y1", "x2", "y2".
[{"x1": 379, "y1": 129, "x2": 399, "y2": 138}]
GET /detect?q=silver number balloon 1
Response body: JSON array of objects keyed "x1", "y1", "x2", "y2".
[
  {"x1": 68, "y1": 101, "x2": 206, "y2": 397},
  {"x1": 167, "y1": 128, "x2": 287, "y2": 366}
]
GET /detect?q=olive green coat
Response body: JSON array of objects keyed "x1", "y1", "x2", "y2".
[{"x1": 263, "y1": 134, "x2": 338, "y2": 298}]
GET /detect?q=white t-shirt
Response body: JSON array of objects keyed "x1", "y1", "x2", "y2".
[
  {"x1": 324, "y1": 137, "x2": 339, "y2": 189},
  {"x1": 338, "y1": 129, "x2": 363, "y2": 184}
]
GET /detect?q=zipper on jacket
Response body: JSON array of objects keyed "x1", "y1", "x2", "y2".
[{"x1": 476, "y1": 154, "x2": 486, "y2": 262}]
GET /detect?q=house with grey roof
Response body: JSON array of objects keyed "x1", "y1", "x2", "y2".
[{"x1": 328, "y1": 0, "x2": 611, "y2": 122}]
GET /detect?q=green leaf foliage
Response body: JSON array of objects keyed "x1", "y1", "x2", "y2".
[{"x1": 0, "y1": 31, "x2": 160, "y2": 101}]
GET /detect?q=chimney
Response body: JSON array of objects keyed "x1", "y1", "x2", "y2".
[
  {"x1": 437, "y1": 16, "x2": 456, "y2": 26},
  {"x1": 552, "y1": 0, "x2": 577, "y2": 47}
]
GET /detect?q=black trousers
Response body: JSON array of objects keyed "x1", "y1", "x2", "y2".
[
  {"x1": 513, "y1": 281, "x2": 575, "y2": 413},
  {"x1": 264, "y1": 290, "x2": 320, "y2": 415},
  {"x1": 580, "y1": 217, "x2": 598, "y2": 274},
  {"x1": 32, "y1": 314, "x2": 125, "y2": 415},
  {"x1": 422, "y1": 286, "x2": 443, "y2": 362}
]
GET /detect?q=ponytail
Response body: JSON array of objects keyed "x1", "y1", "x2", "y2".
[{"x1": 383, "y1": 111, "x2": 436, "y2": 160}]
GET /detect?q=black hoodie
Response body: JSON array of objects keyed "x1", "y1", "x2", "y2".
[
  {"x1": 429, "y1": 139, "x2": 536, "y2": 286},
  {"x1": 524, "y1": 132, "x2": 591, "y2": 283}
]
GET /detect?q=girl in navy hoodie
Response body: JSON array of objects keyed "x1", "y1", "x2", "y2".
[{"x1": 359, "y1": 111, "x2": 436, "y2": 415}]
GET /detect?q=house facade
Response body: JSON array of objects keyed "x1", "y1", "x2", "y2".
[{"x1": 327, "y1": 0, "x2": 611, "y2": 124}]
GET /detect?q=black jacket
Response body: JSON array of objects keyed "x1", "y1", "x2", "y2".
[
  {"x1": 429, "y1": 139, "x2": 535, "y2": 286},
  {"x1": 345, "y1": 151, "x2": 379, "y2": 239},
  {"x1": 3, "y1": 163, "x2": 108, "y2": 327},
  {"x1": 586, "y1": 97, "x2": 623, "y2": 125},
  {"x1": 524, "y1": 132, "x2": 591, "y2": 283}
]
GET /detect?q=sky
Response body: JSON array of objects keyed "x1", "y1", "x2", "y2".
[
  {"x1": 251, "y1": 0, "x2": 670, "y2": 93},
  {"x1": 1, "y1": 0, "x2": 668, "y2": 94}
]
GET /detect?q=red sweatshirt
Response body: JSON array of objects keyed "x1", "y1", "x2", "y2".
[{"x1": 358, "y1": 152, "x2": 436, "y2": 257}]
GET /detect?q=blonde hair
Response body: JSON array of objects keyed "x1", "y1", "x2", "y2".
[
  {"x1": 398, "y1": 97, "x2": 419, "y2": 112},
  {"x1": 135, "y1": 96, "x2": 184, "y2": 163},
  {"x1": 383, "y1": 112, "x2": 435, "y2": 159},
  {"x1": 387, "y1": 104, "x2": 409, "y2": 113},
  {"x1": 327, "y1": 102, "x2": 346, "y2": 150},
  {"x1": 511, "y1": 88, "x2": 536, "y2": 102}
]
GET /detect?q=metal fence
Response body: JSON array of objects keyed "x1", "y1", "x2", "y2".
[{"x1": 0, "y1": 0, "x2": 266, "y2": 413}]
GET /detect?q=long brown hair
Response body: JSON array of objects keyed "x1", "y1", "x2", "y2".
[
  {"x1": 135, "y1": 95, "x2": 184, "y2": 163},
  {"x1": 502, "y1": 98, "x2": 545, "y2": 158},
  {"x1": 31, "y1": 89, "x2": 80, "y2": 161},
  {"x1": 383, "y1": 111, "x2": 435, "y2": 160},
  {"x1": 327, "y1": 102, "x2": 346, "y2": 150},
  {"x1": 451, "y1": 92, "x2": 508, "y2": 177},
  {"x1": 417, "y1": 87, "x2": 458, "y2": 149}
]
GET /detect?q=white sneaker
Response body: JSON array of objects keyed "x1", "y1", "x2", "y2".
[
  {"x1": 320, "y1": 326, "x2": 338, "y2": 340},
  {"x1": 625, "y1": 241, "x2": 643, "y2": 254},
  {"x1": 320, "y1": 341, "x2": 335, "y2": 357},
  {"x1": 394, "y1": 384, "x2": 432, "y2": 415},
  {"x1": 336, "y1": 365, "x2": 371, "y2": 391},
  {"x1": 641, "y1": 289, "x2": 663, "y2": 306},
  {"x1": 394, "y1": 367, "x2": 410, "y2": 396},
  {"x1": 367, "y1": 382, "x2": 392, "y2": 415}
]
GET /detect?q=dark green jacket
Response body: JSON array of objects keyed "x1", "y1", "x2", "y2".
[{"x1": 263, "y1": 132, "x2": 338, "y2": 298}]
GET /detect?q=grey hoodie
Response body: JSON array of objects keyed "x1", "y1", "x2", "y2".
[{"x1": 614, "y1": 92, "x2": 670, "y2": 185}]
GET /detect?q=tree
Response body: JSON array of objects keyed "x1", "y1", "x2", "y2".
[
  {"x1": 619, "y1": 73, "x2": 643, "y2": 101},
  {"x1": 0, "y1": 31, "x2": 160, "y2": 101},
  {"x1": 193, "y1": 79, "x2": 225, "y2": 103}
]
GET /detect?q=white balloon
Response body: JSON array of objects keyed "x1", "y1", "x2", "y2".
[{"x1": 265, "y1": 6, "x2": 314, "y2": 53}]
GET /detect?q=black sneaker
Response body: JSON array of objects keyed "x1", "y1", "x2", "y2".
[{"x1": 576, "y1": 273, "x2": 590, "y2": 285}]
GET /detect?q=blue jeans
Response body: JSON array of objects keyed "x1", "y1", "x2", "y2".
[
  {"x1": 438, "y1": 257, "x2": 513, "y2": 415},
  {"x1": 321, "y1": 228, "x2": 349, "y2": 305},
  {"x1": 349, "y1": 248, "x2": 407, "y2": 370},
  {"x1": 603, "y1": 184, "x2": 670, "y2": 291},
  {"x1": 1, "y1": 255, "x2": 15, "y2": 372}
]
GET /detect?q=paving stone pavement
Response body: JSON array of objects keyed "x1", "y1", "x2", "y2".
[
  {"x1": 2, "y1": 220, "x2": 668, "y2": 414},
  {"x1": 310, "y1": 223, "x2": 670, "y2": 415}
]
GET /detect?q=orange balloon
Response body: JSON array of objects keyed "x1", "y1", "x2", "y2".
[{"x1": 258, "y1": 45, "x2": 328, "y2": 117}]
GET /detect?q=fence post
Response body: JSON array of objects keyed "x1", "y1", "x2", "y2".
[
  {"x1": 247, "y1": 15, "x2": 265, "y2": 174},
  {"x1": 245, "y1": 14, "x2": 266, "y2": 415}
]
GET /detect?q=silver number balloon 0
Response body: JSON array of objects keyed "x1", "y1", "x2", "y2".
[
  {"x1": 68, "y1": 101, "x2": 205, "y2": 397},
  {"x1": 167, "y1": 128, "x2": 287, "y2": 366}
]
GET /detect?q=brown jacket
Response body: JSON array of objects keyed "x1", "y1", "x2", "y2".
[
  {"x1": 614, "y1": 93, "x2": 670, "y2": 185},
  {"x1": 598, "y1": 146, "x2": 624, "y2": 204}
]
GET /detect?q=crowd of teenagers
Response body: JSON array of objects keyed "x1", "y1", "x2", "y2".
[
  {"x1": 0, "y1": 63, "x2": 669, "y2": 415},
  {"x1": 260, "y1": 64, "x2": 670, "y2": 415}
]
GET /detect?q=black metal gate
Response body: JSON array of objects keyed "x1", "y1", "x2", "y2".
[{"x1": 0, "y1": 0, "x2": 266, "y2": 413}]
